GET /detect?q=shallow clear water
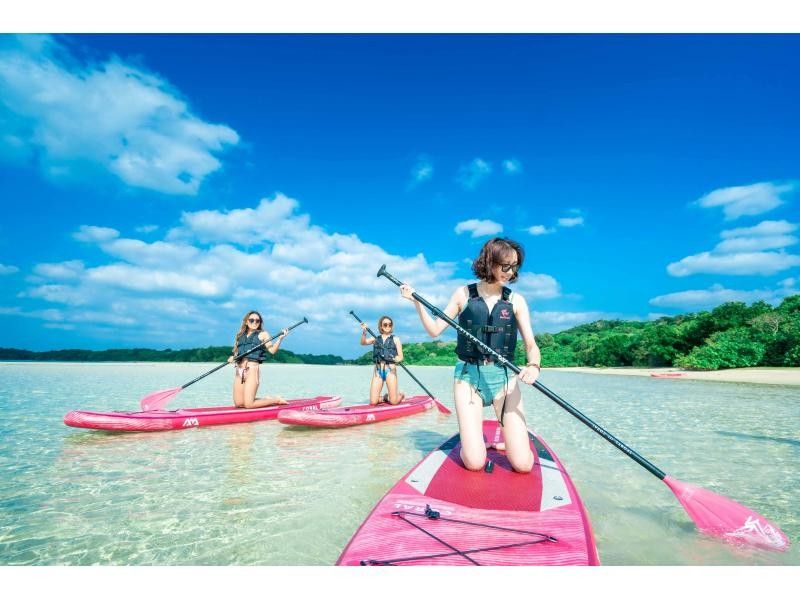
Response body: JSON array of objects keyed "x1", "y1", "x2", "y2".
[{"x1": 0, "y1": 362, "x2": 797, "y2": 565}]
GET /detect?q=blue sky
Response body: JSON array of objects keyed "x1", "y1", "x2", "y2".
[{"x1": 1, "y1": 34, "x2": 798, "y2": 358}]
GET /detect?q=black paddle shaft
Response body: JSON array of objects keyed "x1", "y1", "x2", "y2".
[
  {"x1": 180, "y1": 317, "x2": 309, "y2": 390},
  {"x1": 377, "y1": 265, "x2": 666, "y2": 480},
  {"x1": 349, "y1": 310, "x2": 438, "y2": 400}
]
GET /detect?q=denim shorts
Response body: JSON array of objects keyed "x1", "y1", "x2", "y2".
[{"x1": 454, "y1": 360, "x2": 512, "y2": 407}]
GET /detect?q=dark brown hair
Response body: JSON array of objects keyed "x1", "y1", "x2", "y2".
[
  {"x1": 471, "y1": 237, "x2": 524, "y2": 283},
  {"x1": 377, "y1": 315, "x2": 394, "y2": 331}
]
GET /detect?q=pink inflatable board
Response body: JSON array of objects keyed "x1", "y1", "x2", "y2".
[
  {"x1": 337, "y1": 419, "x2": 599, "y2": 565},
  {"x1": 64, "y1": 396, "x2": 342, "y2": 432},
  {"x1": 277, "y1": 395, "x2": 433, "y2": 428}
]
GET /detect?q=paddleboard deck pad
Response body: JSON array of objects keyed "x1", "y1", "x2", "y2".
[
  {"x1": 64, "y1": 396, "x2": 342, "y2": 432},
  {"x1": 337, "y1": 419, "x2": 599, "y2": 565},
  {"x1": 277, "y1": 395, "x2": 433, "y2": 428}
]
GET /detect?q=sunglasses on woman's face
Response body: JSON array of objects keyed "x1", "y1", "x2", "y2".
[
  {"x1": 499, "y1": 262, "x2": 519, "y2": 273},
  {"x1": 381, "y1": 322, "x2": 393, "y2": 328},
  {"x1": 248, "y1": 317, "x2": 261, "y2": 324}
]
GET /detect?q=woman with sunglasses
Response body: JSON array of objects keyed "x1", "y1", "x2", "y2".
[
  {"x1": 360, "y1": 316, "x2": 406, "y2": 405},
  {"x1": 227, "y1": 311, "x2": 290, "y2": 408},
  {"x1": 399, "y1": 237, "x2": 541, "y2": 473}
]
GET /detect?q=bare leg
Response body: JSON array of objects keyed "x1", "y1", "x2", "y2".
[
  {"x1": 232, "y1": 364, "x2": 247, "y2": 407},
  {"x1": 369, "y1": 367, "x2": 385, "y2": 406},
  {"x1": 491, "y1": 380, "x2": 533, "y2": 473},
  {"x1": 453, "y1": 379, "x2": 487, "y2": 471},
  {"x1": 385, "y1": 366, "x2": 403, "y2": 405}
]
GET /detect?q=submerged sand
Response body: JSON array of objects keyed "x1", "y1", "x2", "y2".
[{"x1": 550, "y1": 366, "x2": 800, "y2": 386}]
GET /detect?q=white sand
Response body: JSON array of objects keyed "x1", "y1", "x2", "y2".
[{"x1": 549, "y1": 366, "x2": 800, "y2": 386}]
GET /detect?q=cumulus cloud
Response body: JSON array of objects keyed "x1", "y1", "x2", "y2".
[
  {"x1": 0, "y1": 263, "x2": 19, "y2": 275},
  {"x1": 0, "y1": 34, "x2": 239, "y2": 195},
  {"x1": 667, "y1": 219, "x2": 800, "y2": 277},
  {"x1": 73, "y1": 225, "x2": 120, "y2": 243},
  {"x1": 456, "y1": 158, "x2": 492, "y2": 190},
  {"x1": 502, "y1": 158, "x2": 522, "y2": 174},
  {"x1": 649, "y1": 281, "x2": 799, "y2": 310},
  {"x1": 513, "y1": 272, "x2": 561, "y2": 300},
  {"x1": 407, "y1": 155, "x2": 433, "y2": 189},
  {"x1": 531, "y1": 310, "x2": 612, "y2": 332},
  {"x1": 526, "y1": 225, "x2": 554, "y2": 236},
  {"x1": 454, "y1": 219, "x2": 503, "y2": 238},
  {"x1": 695, "y1": 181, "x2": 796, "y2": 220},
  {"x1": 557, "y1": 216, "x2": 584, "y2": 228}
]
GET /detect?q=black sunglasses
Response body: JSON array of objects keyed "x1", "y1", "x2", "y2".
[
  {"x1": 248, "y1": 317, "x2": 261, "y2": 324},
  {"x1": 499, "y1": 263, "x2": 519, "y2": 273}
]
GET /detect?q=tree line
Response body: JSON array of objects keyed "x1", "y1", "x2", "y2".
[{"x1": 4, "y1": 295, "x2": 798, "y2": 370}]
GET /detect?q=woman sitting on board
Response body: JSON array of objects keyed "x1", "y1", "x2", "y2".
[
  {"x1": 360, "y1": 316, "x2": 405, "y2": 406},
  {"x1": 227, "y1": 310, "x2": 290, "y2": 408},
  {"x1": 400, "y1": 237, "x2": 541, "y2": 473}
]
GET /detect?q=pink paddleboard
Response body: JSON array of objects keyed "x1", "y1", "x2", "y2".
[
  {"x1": 337, "y1": 419, "x2": 599, "y2": 565},
  {"x1": 277, "y1": 395, "x2": 433, "y2": 428},
  {"x1": 64, "y1": 396, "x2": 342, "y2": 432}
]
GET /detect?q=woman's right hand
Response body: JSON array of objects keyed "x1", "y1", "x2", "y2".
[
  {"x1": 360, "y1": 322, "x2": 367, "y2": 331},
  {"x1": 400, "y1": 283, "x2": 416, "y2": 302}
]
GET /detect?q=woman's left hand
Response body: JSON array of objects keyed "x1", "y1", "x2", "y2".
[
  {"x1": 280, "y1": 328, "x2": 289, "y2": 337},
  {"x1": 517, "y1": 365, "x2": 541, "y2": 385}
]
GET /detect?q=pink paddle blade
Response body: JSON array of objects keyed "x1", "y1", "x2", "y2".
[
  {"x1": 663, "y1": 476, "x2": 789, "y2": 552},
  {"x1": 139, "y1": 387, "x2": 182, "y2": 412},
  {"x1": 433, "y1": 398, "x2": 452, "y2": 414}
]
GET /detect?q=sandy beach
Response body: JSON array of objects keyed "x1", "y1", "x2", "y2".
[{"x1": 550, "y1": 366, "x2": 800, "y2": 386}]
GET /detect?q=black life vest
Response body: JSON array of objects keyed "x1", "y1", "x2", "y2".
[
  {"x1": 235, "y1": 332, "x2": 266, "y2": 362},
  {"x1": 455, "y1": 283, "x2": 518, "y2": 362},
  {"x1": 373, "y1": 334, "x2": 398, "y2": 363}
]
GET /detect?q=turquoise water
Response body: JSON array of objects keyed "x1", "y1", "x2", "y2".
[{"x1": 0, "y1": 362, "x2": 797, "y2": 565}]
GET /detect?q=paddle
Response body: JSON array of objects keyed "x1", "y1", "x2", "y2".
[
  {"x1": 377, "y1": 264, "x2": 789, "y2": 552},
  {"x1": 139, "y1": 318, "x2": 309, "y2": 412},
  {"x1": 349, "y1": 310, "x2": 451, "y2": 415}
]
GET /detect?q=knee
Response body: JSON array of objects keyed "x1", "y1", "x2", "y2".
[
  {"x1": 460, "y1": 449, "x2": 487, "y2": 472},
  {"x1": 509, "y1": 452, "x2": 534, "y2": 474}
]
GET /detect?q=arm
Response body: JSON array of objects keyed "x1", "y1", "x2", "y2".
[
  {"x1": 512, "y1": 293, "x2": 542, "y2": 385},
  {"x1": 400, "y1": 284, "x2": 464, "y2": 338},
  {"x1": 260, "y1": 329, "x2": 289, "y2": 355},
  {"x1": 393, "y1": 337, "x2": 404, "y2": 363},
  {"x1": 359, "y1": 322, "x2": 375, "y2": 345}
]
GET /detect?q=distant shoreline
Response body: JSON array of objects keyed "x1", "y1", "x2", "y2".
[{"x1": 549, "y1": 366, "x2": 800, "y2": 386}]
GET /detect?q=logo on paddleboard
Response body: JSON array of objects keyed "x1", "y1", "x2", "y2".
[
  {"x1": 366, "y1": 414, "x2": 376, "y2": 422},
  {"x1": 182, "y1": 418, "x2": 199, "y2": 428}
]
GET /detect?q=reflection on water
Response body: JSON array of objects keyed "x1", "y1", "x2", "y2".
[{"x1": 0, "y1": 363, "x2": 797, "y2": 565}]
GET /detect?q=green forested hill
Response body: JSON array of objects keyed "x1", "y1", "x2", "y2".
[
  {"x1": 4, "y1": 295, "x2": 798, "y2": 371},
  {"x1": 355, "y1": 295, "x2": 800, "y2": 370}
]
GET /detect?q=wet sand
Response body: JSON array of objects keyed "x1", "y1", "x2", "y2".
[{"x1": 550, "y1": 366, "x2": 800, "y2": 386}]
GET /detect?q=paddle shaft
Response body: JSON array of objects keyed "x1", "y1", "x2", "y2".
[
  {"x1": 349, "y1": 311, "x2": 438, "y2": 401},
  {"x1": 180, "y1": 318, "x2": 309, "y2": 390},
  {"x1": 378, "y1": 265, "x2": 667, "y2": 480}
]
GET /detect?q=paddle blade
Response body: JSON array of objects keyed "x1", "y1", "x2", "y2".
[
  {"x1": 433, "y1": 398, "x2": 452, "y2": 415},
  {"x1": 139, "y1": 387, "x2": 182, "y2": 412},
  {"x1": 663, "y1": 476, "x2": 789, "y2": 552}
]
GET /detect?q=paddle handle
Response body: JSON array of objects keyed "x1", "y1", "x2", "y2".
[
  {"x1": 180, "y1": 317, "x2": 309, "y2": 390},
  {"x1": 349, "y1": 310, "x2": 440, "y2": 403},
  {"x1": 377, "y1": 264, "x2": 666, "y2": 480}
]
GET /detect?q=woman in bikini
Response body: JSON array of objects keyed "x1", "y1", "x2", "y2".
[
  {"x1": 399, "y1": 237, "x2": 542, "y2": 473},
  {"x1": 228, "y1": 310, "x2": 290, "y2": 408},
  {"x1": 360, "y1": 316, "x2": 405, "y2": 405}
]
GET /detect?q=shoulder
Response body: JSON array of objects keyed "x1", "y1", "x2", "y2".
[
  {"x1": 258, "y1": 331, "x2": 269, "y2": 341},
  {"x1": 511, "y1": 290, "x2": 528, "y2": 309}
]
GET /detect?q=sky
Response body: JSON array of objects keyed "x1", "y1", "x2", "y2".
[{"x1": 0, "y1": 33, "x2": 799, "y2": 358}]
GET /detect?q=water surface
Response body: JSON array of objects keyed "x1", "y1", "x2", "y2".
[{"x1": 0, "y1": 363, "x2": 797, "y2": 565}]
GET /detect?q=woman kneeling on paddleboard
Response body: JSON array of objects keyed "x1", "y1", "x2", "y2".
[
  {"x1": 400, "y1": 237, "x2": 542, "y2": 473},
  {"x1": 227, "y1": 311, "x2": 290, "y2": 409},
  {"x1": 360, "y1": 316, "x2": 406, "y2": 406}
]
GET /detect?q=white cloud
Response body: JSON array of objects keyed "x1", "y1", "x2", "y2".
[
  {"x1": 454, "y1": 219, "x2": 503, "y2": 238},
  {"x1": 526, "y1": 225, "x2": 554, "y2": 236},
  {"x1": 502, "y1": 159, "x2": 522, "y2": 174},
  {"x1": 695, "y1": 181, "x2": 795, "y2": 220},
  {"x1": 649, "y1": 282, "x2": 799, "y2": 310},
  {"x1": 0, "y1": 34, "x2": 239, "y2": 195},
  {"x1": 73, "y1": 225, "x2": 120, "y2": 243},
  {"x1": 456, "y1": 158, "x2": 492, "y2": 190},
  {"x1": 0, "y1": 263, "x2": 19, "y2": 275},
  {"x1": 667, "y1": 251, "x2": 800, "y2": 277},
  {"x1": 514, "y1": 272, "x2": 561, "y2": 300},
  {"x1": 408, "y1": 155, "x2": 433, "y2": 188},
  {"x1": 33, "y1": 260, "x2": 85, "y2": 280},
  {"x1": 531, "y1": 310, "x2": 611, "y2": 332},
  {"x1": 136, "y1": 224, "x2": 159, "y2": 234},
  {"x1": 667, "y1": 219, "x2": 800, "y2": 277},
  {"x1": 557, "y1": 216, "x2": 584, "y2": 228}
]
